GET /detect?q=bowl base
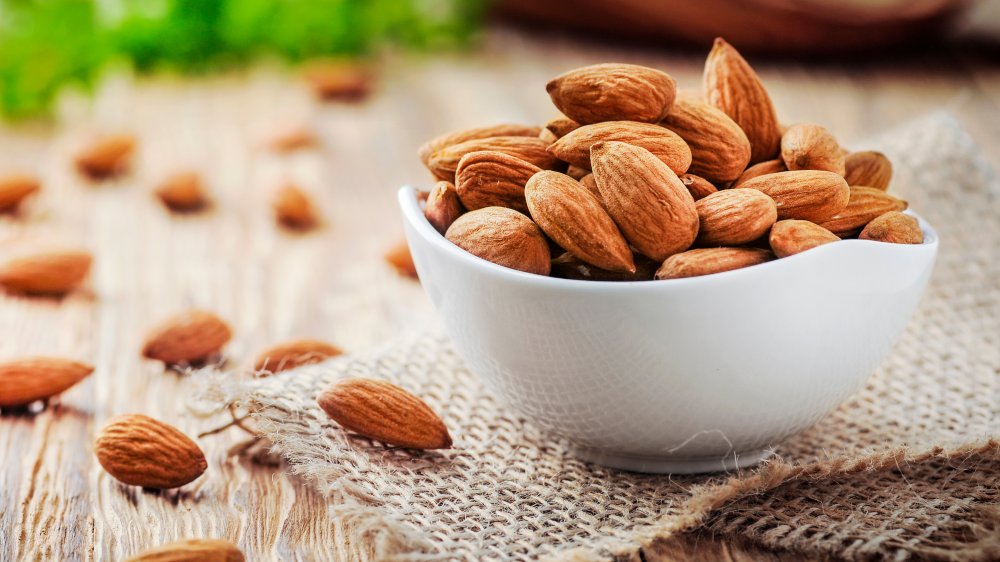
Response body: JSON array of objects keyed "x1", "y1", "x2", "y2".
[{"x1": 571, "y1": 446, "x2": 776, "y2": 474}]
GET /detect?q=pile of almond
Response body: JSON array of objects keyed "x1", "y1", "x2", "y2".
[{"x1": 417, "y1": 39, "x2": 920, "y2": 281}]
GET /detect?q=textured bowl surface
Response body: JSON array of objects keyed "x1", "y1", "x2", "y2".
[{"x1": 399, "y1": 186, "x2": 938, "y2": 473}]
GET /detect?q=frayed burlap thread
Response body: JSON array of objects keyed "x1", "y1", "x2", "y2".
[{"x1": 210, "y1": 113, "x2": 1000, "y2": 562}]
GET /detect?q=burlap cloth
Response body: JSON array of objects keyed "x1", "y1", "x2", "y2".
[{"x1": 207, "y1": 113, "x2": 1000, "y2": 561}]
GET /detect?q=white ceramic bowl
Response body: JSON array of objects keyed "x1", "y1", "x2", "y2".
[{"x1": 399, "y1": 186, "x2": 938, "y2": 473}]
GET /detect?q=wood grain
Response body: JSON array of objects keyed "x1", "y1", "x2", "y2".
[{"x1": 1, "y1": 26, "x2": 998, "y2": 562}]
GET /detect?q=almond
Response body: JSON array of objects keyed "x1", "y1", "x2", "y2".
[
  {"x1": 550, "y1": 252, "x2": 658, "y2": 282},
  {"x1": 544, "y1": 117, "x2": 581, "y2": 138},
  {"x1": 418, "y1": 124, "x2": 541, "y2": 169},
  {"x1": 539, "y1": 128, "x2": 558, "y2": 144},
  {"x1": 731, "y1": 158, "x2": 786, "y2": 187},
  {"x1": 859, "y1": 211, "x2": 922, "y2": 244},
  {"x1": 703, "y1": 38, "x2": 781, "y2": 164},
  {"x1": 548, "y1": 121, "x2": 692, "y2": 174},
  {"x1": 428, "y1": 136, "x2": 557, "y2": 183},
  {"x1": 780, "y1": 123, "x2": 845, "y2": 175},
  {"x1": 546, "y1": 63, "x2": 676, "y2": 125},
  {"x1": 0, "y1": 250, "x2": 92, "y2": 295},
  {"x1": 95, "y1": 414, "x2": 207, "y2": 489},
  {"x1": 680, "y1": 173, "x2": 717, "y2": 201},
  {"x1": 75, "y1": 134, "x2": 135, "y2": 179},
  {"x1": 254, "y1": 339, "x2": 343, "y2": 374},
  {"x1": 385, "y1": 238, "x2": 419, "y2": 279},
  {"x1": 454, "y1": 151, "x2": 541, "y2": 214},
  {"x1": 769, "y1": 219, "x2": 840, "y2": 258},
  {"x1": 265, "y1": 126, "x2": 318, "y2": 152},
  {"x1": 302, "y1": 59, "x2": 372, "y2": 101},
  {"x1": 579, "y1": 173, "x2": 602, "y2": 202},
  {"x1": 156, "y1": 172, "x2": 209, "y2": 212},
  {"x1": 660, "y1": 95, "x2": 751, "y2": 183},
  {"x1": 0, "y1": 173, "x2": 40, "y2": 212},
  {"x1": 818, "y1": 186, "x2": 908, "y2": 238},
  {"x1": 565, "y1": 165, "x2": 590, "y2": 180},
  {"x1": 424, "y1": 181, "x2": 464, "y2": 234},
  {"x1": 590, "y1": 141, "x2": 699, "y2": 261},
  {"x1": 142, "y1": 310, "x2": 232, "y2": 365},
  {"x1": 739, "y1": 170, "x2": 850, "y2": 222},
  {"x1": 445, "y1": 207, "x2": 551, "y2": 275},
  {"x1": 0, "y1": 357, "x2": 94, "y2": 407},
  {"x1": 695, "y1": 188, "x2": 777, "y2": 245},
  {"x1": 274, "y1": 185, "x2": 319, "y2": 230},
  {"x1": 655, "y1": 247, "x2": 773, "y2": 279},
  {"x1": 125, "y1": 539, "x2": 244, "y2": 562},
  {"x1": 317, "y1": 378, "x2": 452, "y2": 449},
  {"x1": 844, "y1": 150, "x2": 893, "y2": 190},
  {"x1": 525, "y1": 171, "x2": 634, "y2": 273}
]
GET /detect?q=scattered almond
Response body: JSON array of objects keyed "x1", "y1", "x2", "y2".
[
  {"x1": 818, "y1": 186, "x2": 908, "y2": 238},
  {"x1": 266, "y1": 126, "x2": 318, "y2": 152},
  {"x1": 317, "y1": 378, "x2": 452, "y2": 449},
  {"x1": 125, "y1": 539, "x2": 244, "y2": 562},
  {"x1": 0, "y1": 250, "x2": 92, "y2": 295},
  {"x1": 732, "y1": 158, "x2": 786, "y2": 187},
  {"x1": 660, "y1": 95, "x2": 751, "y2": 183},
  {"x1": 548, "y1": 121, "x2": 692, "y2": 174},
  {"x1": 418, "y1": 124, "x2": 541, "y2": 169},
  {"x1": 679, "y1": 173, "x2": 717, "y2": 201},
  {"x1": 75, "y1": 134, "x2": 135, "y2": 179},
  {"x1": 695, "y1": 189, "x2": 777, "y2": 245},
  {"x1": 844, "y1": 150, "x2": 893, "y2": 190},
  {"x1": 859, "y1": 211, "x2": 923, "y2": 244},
  {"x1": 156, "y1": 172, "x2": 209, "y2": 212},
  {"x1": 0, "y1": 173, "x2": 40, "y2": 212},
  {"x1": 768, "y1": 219, "x2": 840, "y2": 258},
  {"x1": 546, "y1": 63, "x2": 676, "y2": 125},
  {"x1": 525, "y1": 171, "x2": 634, "y2": 273},
  {"x1": 302, "y1": 59, "x2": 372, "y2": 101},
  {"x1": 428, "y1": 136, "x2": 557, "y2": 183},
  {"x1": 424, "y1": 181, "x2": 464, "y2": 234},
  {"x1": 0, "y1": 357, "x2": 94, "y2": 407},
  {"x1": 274, "y1": 185, "x2": 319, "y2": 230},
  {"x1": 254, "y1": 339, "x2": 343, "y2": 374},
  {"x1": 445, "y1": 207, "x2": 551, "y2": 275},
  {"x1": 739, "y1": 170, "x2": 850, "y2": 222},
  {"x1": 703, "y1": 38, "x2": 781, "y2": 164},
  {"x1": 656, "y1": 247, "x2": 774, "y2": 279},
  {"x1": 385, "y1": 238, "x2": 418, "y2": 279},
  {"x1": 590, "y1": 141, "x2": 699, "y2": 261},
  {"x1": 780, "y1": 123, "x2": 845, "y2": 175},
  {"x1": 142, "y1": 309, "x2": 232, "y2": 365},
  {"x1": 95, "y1": 414, "x2": 207, "y2": 489},
  {"x1": 454, "y1": 151, "x2": 541, "y2": 214}
]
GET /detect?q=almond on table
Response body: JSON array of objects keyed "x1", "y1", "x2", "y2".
[
  {"x1": 156, "y1": 171, "x2": 209, "y2": 212},
  {"x1": 0, "y1": 250, "x2": 92, "y2": 295},
  {"x1": 0, "y1": 357, "x2": 94, "y2": 408},
  {"x1": 142, "y1": 309, "x2": 232, "y2": 365},
  {"x1": 95, "y1": 414, "x2": 207, "y2": 489},
  {"x1": 385, "y1": 238, "x2": 419, "y2": 279},
  {"x1": 75, "y1": 133, "x2": 136, "y2": 180},
  {"x1": 274, "y1": 184, "x2": 320, "y2": 230},
  {"x1": 254, "y1": 339, "x2": 343, "y2": 374},
  {"x1": 0, "y1": 173, "x2": 41, "y2": 212},
  {"x1": 125, "y1": 539, "x2": 244, "y2": 562}
]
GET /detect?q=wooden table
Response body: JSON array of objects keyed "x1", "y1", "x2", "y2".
[{"x1": 2, "y1": 26, "x2": 998, "y2": 562}]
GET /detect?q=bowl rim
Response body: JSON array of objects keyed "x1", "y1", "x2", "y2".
[{"x1": 399, "y1": 185, "x2": 939, "y2": 291}]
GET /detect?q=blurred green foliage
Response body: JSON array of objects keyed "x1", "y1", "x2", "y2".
[{"x1": 0, "y1": 0, "x2": 487, "y2": 118}]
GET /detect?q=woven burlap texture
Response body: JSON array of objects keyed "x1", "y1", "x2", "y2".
[{"x1": 214, "y1": 113, "x2": 1000, "y2": 562}]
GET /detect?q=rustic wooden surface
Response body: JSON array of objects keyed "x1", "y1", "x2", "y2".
[{"x1": 1, "y1": 27, "x2": 998, "y2": 562}]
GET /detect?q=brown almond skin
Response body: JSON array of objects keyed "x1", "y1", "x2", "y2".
[
  {"x1": 0, "y1": 250, "x2": 92, "y2": 295},
  {"x1": 0, "y1": 357, "x2": 94, "y2": 407},
  {"x1": 565, "y1": 165, "x2": 590, "y2": 181},
  {"x1": 544, "y1": 117, "x2": 581, "y2": 138},
  {"x1": 525, "y1": 171, "x2": 634, "y2": 273},
  {"x1": 76, "y1": 134, "x2": 136, "y2": 179},
  {"x1": 254, "y1": 339, "x2": 343, "y2": 374},
  {"x1": 696, "y1": 189, "x2": 777, "y2": 246},
  {"x1": 445, "y1": 207, "x2": 551, "y2": 275},
  {"x1": 266, "y1": 126, "x2": 317, "y2": 152},
  {"x1": 302, "y1": 59, "x2": 372, "y2": 101},
  {"x1": 424, "y1": 181, "x2": 463, "y2": 235},
  {"x1": 679, "y1": 174, "x2": 718, "y2": 201},
  {"x1": 781, "y1": 123, "x2": 845, "y2": 175},
  {"x1": 732, "y1": 158, "x2": 786, "y2": 188},
  {"x1": 385, "y1": 239, "x2": 418, "y2": 279},
  {"x1": 655, "y1": 247, "x2": 773, "y2": 280},
  {"x1": 418, "y1": 124, "x2": 541, "y2": 168},
  {"x1": 845, "y1": 151, "x2": 893, "y2": 190},
  {"x1": 859, "y1": 211, "x2": 923, "y2": 244},
  {"x1": 95, "y1": 414, "x2": 208, "y2": 489},
  {"x1": 274, "y1": 185, "x2": 319, "y2": 230},
  {"x1": 142, "y1": 310, "x2": 232, "y2": 365},
  {"x1": 704, "y1": 38, "x2": 782, "y2": 164},
  {"x1": 591, "y1": 141, "x2": 699, "y2": 261},
  {"x1": 660, "y1": 96, "x2": 751, "y2": 184},
  {"x1": 548, "y1": 121, "x2": 692, "y2": 175},
  {"x1": 317, "y1": 378, "x2": 452, "y2": 449},
  {"x1": 125, "y1": 539, "x2": 244, "y2": 562},
  {"x1": 550, "y1": 252, "x2": 658, "y2": 282},
  {"x1": 428, "y1": 136, "x2": 558, "y2": 183},
  {"x1": 0, "y1": 173, "x2": 41, "y2": 212},
  {"x1": 769, "y1": 219, "x2": 840, "y2": 258},
  {"x1": 739, "y1": 170, "x2": 850, "y2": 222},
  {"x1": 156, "y1": 172, "x2": 208, "y2": 212},
  {"x1": 818, "y1": 187, "x2": 909, "y2": 238},
  {"x1": 454, "y1": 151, "x2": 541, "y2": 214},
  {"x1": 538, "y1": 128, "x2": 558, "y2": 144},
  {"x1": 546, "y1": 63, "x2": 676, "y2": 125}
]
